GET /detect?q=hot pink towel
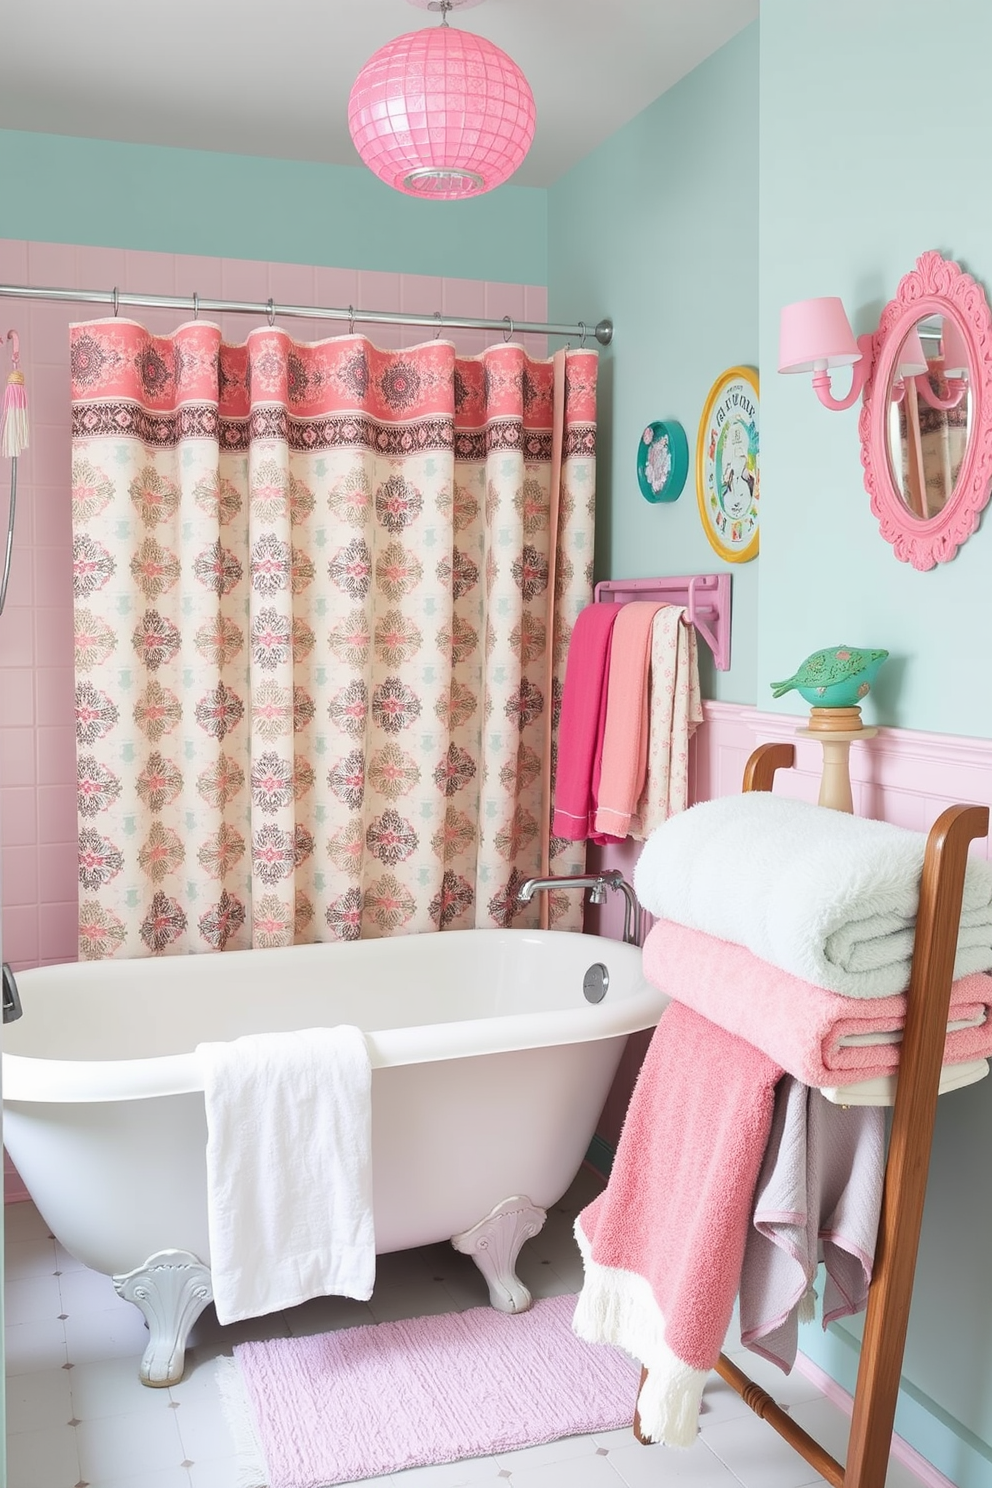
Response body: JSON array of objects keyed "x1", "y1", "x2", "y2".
[
  {"x1": 573, "y1": 1001, "x2": 782, "y2": 1447},
  {"x1": 551, "y1": 603, "x2": 622, "y2": 841},
  {"x1": 643, "y1": 919, "x2": 992, "y2": 1087},
  {"x1": 593, "y1": 601, "x2": 664, "y2": 840}
]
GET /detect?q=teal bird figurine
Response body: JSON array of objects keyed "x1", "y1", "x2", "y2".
[{"x1": 770, "y1": 646, "x2": 889, "y2": 707}]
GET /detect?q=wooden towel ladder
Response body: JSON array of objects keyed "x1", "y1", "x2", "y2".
[{"x1": 633, "y1": 740, "x2": 989, "y2": 1487}]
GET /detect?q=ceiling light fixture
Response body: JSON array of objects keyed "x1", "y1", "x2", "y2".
[{"x1": 348, "y1": 0, "x2": 537, "y2": 200}]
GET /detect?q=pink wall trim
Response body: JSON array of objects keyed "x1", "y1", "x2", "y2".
[
  {"x1": 792, "y1": 1352, "x2": 958, "y2": 1488},
  {"x1": 0, "y1": 236, "x2": 547, "y2": 977}
]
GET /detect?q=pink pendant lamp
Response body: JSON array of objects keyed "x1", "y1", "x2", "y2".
[{"x1": 348, "y1": 0, "x2": 536, "y2": 199}]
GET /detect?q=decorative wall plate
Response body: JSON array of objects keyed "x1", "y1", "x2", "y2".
[
  {"x1": 637, "y1": 419, "x2": 688, "y2": 503},
  {"x1": 695, "y1": 365, "x2": 760, "y2": 562}
]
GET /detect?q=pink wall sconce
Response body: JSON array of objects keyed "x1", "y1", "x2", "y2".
[{"x1": 777, "y1": 296, "x2": 875, "y2": 411}]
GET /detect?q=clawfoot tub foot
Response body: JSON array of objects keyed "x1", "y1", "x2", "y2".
[
  {"x1": 113, "y1": 1250, "x2": 213, "y2": 1387},
  {"x1": 451, "y1": 1195, "x2": 546, "y2": 1313}
]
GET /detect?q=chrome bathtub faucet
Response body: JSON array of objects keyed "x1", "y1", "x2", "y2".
[{"x1": 517, "y1": 870, "x2": 641, "y2": 946}]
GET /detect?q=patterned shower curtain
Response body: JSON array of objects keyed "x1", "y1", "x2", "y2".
[{"x1": 69, "y1": 321, "x2": 596, "y2": 958}]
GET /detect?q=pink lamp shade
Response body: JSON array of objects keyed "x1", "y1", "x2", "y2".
[
  {"x1": 896, "y1": 327, "x2": 929, "y2": 377},
  {"x1": 348, "y1": 25, "x2": 536, "y2": 199},
  {"x1": 941, "y1": 314, "x2": 970, "y2": 378},
  {"x1": 778, "y1": 297, "x2": 862, "y2": 374}
]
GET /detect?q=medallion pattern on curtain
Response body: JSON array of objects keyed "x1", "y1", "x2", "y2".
[{"x1": 69, "y1": 321, "x2": 596, "y2": 958}]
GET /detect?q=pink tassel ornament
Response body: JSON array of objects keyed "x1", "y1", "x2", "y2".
[{"x1": 2, "y1": 330, "x2": 29, "y2": 458}]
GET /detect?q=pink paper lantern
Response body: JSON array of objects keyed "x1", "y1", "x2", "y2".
[{"x1": 348, "y1": 24, "x2": 536, "y2": 199}]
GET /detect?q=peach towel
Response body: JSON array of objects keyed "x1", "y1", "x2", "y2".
[
  {"x1": 629, "y1": 606, "x2": 703, "y2": 840},
  {"x1": 592, "y1": 601, "x2": 663, "y2": 840}
]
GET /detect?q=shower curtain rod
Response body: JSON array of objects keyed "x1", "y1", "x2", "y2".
[{"x1": 0, "y1": 281, "x2": 614, "y2": 346}]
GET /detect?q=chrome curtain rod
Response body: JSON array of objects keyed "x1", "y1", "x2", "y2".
[{"x1": 0, "y1": 282, "x2": 614, "y2": 346}]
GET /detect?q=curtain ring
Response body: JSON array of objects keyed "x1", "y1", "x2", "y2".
[
  {"x1": 266, "y1": 298, "x2": 275, "y2": 328},
  {"x1": 192, "y1": 292, "x2": 200, "y2": 321},
  {"x1": 578, "y1": 321, "x2": 588, "y2": 347},
  {"x1": 433, "y1": 310, "x2": 443, "y2": 341},
  {"x1": 111, "y1": 286, "x2": 119, "y2": 318},
  {"x1": 348, "y1": 305, "x2": 355, "y2": 336},
  {"x1": 502, "y1": 315, "x2": 514, "y2": 343}
]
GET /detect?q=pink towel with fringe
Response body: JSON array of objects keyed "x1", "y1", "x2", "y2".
[
  {"x1": 573, "y1": 1001, "x2": 782, "y2": 1448},
  {"x1": 642, "y1": 919, "x2": 992, "y2": 1087},
  {"x1": 592, "y1": 601, "x2": 664, "y2": 840},
  {"x1": 551, "y1": 603, "x2": 622, "y2": 842}
]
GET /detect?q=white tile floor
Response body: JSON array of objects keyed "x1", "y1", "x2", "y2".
[{"x1": 4, "y1": 1166, "x2": 929, "y2": 1488}]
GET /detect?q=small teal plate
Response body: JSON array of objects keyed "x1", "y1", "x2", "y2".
[{"x1": 637, "y1": 419, "x2": 688, "y2": 504}]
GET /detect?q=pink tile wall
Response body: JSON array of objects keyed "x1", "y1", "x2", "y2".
[{"x1": 0, "y1": 237, "x2": 548, "y2": 976}]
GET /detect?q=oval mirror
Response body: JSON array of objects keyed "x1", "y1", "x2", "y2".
[
  {"x1": 860, "y1": 250, "x2": 992, "y2": 569},
  {"x1": 885, "y1": 312, "x2": 972, "y2": 522}
]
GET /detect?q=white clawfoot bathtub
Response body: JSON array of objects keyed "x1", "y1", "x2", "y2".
[{"x1": 3, "y1": 928, "x2": 665, "y2": 1385}]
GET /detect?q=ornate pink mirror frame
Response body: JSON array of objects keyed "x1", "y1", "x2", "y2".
[{"x1": 859, "y1": 250, "x2": 992, "y2": 569}]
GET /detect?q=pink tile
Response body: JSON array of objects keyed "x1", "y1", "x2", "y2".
[
  {"x1": 400, "y1": 274, "x2": 444, "y2": 317},
  {"x1": 524, "y1": 284, "x2": 549, "y2": 323},
  {"x1": 0, "y1": 543, "x2": 34, "y2": 609},
  {"x1": 35, "y1": 667, "x2": 74, "y2": 728},
  {"x1": 30, "y1": 484, "x2": 73, "y2": 549},
  {"x1": 27, "y1": 241, "x2": 79, "y2": 287},
  {"x1": 38, "y1": 899, "x2": 79, "y2": 963},
  {"x1": 314, "y1": 266, "x2": 360, "y2": 314},
  {"x1": 485, "y1": 281, "x2": 526, "y2": 332},
  {"x1": 123, "y1": 249, "x2": 177, "y2": 297},
  {"x1": 269, "y1": 261, "x2": 317, "y2": 309},
  {"x1": 74, "y1": 244, "x2": 128, "y2": 292},
  {"x1": 0, "y1": 787, "x2": 38, "y2": 846},
  {"x1": 1, "y1": 846, "x2": 39, "y2": 906},
  {"x1": 173, "y1": 254, "x2": 226, "y2": 303},
  {"x1": 36, "y1": 725, "x2": 75, "y2": 786},
  {"x1": 34, "y1": 605, "x2": 74, "y2": 669},
  {"x1": 37, "y1": 844, "x2": 79, "y2": 905},
  {"x1": 441, "y1": 277, "x2": 488, "y2": 320},
  {"x1": 27, "y1": 424, "x2": 72, "y2": 490},
  {"x1": 356, "y1": 270, "x2": 402, "y2": 314},
  {"x1": 221, "y1": 257, "x2": 269, "y2": 305},
  {"x1": 0, "y1": 609, "x2": 35, "y2": 668},
  {"x1": 0, "y1": 668, "x2": 34, "y2": 727},
  {"x1": 37, "y1": 784, "x2": 77, "y2": 846},
  {"x1": 26, "y1": 300, "x2": 76, "y2": 364},
  {"x1": 0, "y1": 238, "x2": 30, "y2": 282},
  {"x1": 33, "y1": 546, "x2": 73, "y2": 609},
  {"x1": 27, "y1": 362, "x2": 72, "y2": 423},
  {"x1": 2, "y1": 904, "x2": 39, "y2": 968},
  {"x1": 0, "y1": 727, "x2": 36, "y2": 787}
]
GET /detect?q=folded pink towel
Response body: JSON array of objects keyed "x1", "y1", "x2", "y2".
[
  {"x1": 592, "y1": 601, "x2": 664, "y2": 840},
  {"x1": 738, "y1": 1076, "x2": 883, "y2": 1374},
  {"x1": 573, "y1": 1001, "x2": 782, "y2": 1447},
  {"x1": 643, "y1": 919, "x2": 992, "y2": 1087},
  {"x1": 552, "y1": 603, "x2": 622, "y2": 841}
]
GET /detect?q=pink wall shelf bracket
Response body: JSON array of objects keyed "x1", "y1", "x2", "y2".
[{"x1": 593, "y1": 572, "x2": 732, "y2": 671}]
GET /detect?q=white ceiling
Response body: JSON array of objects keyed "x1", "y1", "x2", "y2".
[{"x1": 0, "y1": 0, "x2": 757, "y2": 187}]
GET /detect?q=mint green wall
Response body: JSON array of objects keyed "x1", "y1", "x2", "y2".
[
  {"x1": 760, "y1": 0, "x2": 992, "y2": 738},
  {"x1": 547, "y1": 25, "x2": 759, "y2": 705},
  {"x1": 764, "y1": 4, "x2": 992, "y2": 1482},
  {"x1": 0, "y1": 129, "x2": 547, "y2": 285}
]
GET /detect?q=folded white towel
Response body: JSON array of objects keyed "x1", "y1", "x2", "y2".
[
  {"x1": 633, "y1": 791, "x2": 992, "y2": 999},
  {"x1": 197, "y1": 1026, "x2": 375, "y2": 1325}
]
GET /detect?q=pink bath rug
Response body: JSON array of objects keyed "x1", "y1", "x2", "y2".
[{"x1": 231, "y1": 1292, "x2": 639, "y2": 1487}]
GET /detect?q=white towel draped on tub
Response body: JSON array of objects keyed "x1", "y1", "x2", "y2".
[
  {"x1": 633, "y1": 791, "x2": 992, "y2": 999},
  {"x1": 197, "y1": 1026, "x2": 375, "y2": 1326}
]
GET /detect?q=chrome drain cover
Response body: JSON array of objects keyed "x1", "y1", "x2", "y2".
[{"x1": 583, "y1": 962, "x2": 609, "y2": 1003}]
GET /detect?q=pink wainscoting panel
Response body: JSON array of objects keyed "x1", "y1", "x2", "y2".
[{"x1": 0, "y1": 236, "x2": 548, "y2": 988}]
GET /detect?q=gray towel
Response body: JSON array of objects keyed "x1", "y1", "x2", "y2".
[{"x1": 738, "y1": 1077, "x2": 884, "y2": 1373}]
